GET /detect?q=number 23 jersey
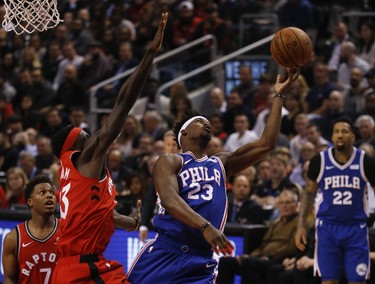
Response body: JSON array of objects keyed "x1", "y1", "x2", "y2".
[{"x1": 153, "y1": 152, "x2": 228, "y2": 251}]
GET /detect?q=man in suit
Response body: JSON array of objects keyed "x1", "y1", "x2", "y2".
[{"x1": 227, "y1": 174, "x2": 265, "y2": 225}]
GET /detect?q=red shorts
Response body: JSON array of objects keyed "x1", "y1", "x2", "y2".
[{"x1": 52, "y1": 254, "x2": 128, "y2": 284}]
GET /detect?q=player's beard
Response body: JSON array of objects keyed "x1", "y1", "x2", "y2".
[
  {"x1": 200, "y1": 133, "x2": 212, "y2": 149},
  {"x1": 336, "y1": 144, "x2": 345, "y2": 152}
]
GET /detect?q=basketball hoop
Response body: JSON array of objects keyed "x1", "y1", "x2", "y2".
[{"x1": 2, "y1": 0, "x2": 63, "y2": 35}]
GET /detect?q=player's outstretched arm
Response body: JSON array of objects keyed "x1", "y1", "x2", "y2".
[
  {"x1": 80, "y1": 13, "x2": 168, "y2": 166},
  {"x1": 2, "y1": 230, "x2": 18, "y2": 284},
  {"x1": 295, "y1": 178, "x2": 318, "y2": 251},
  {"x1": 154, "y1": 154, "x2": 233, "y2": 255},
  {"x1": 223, "y1": 68, "x2": 299, "y2": 177},
  {"x1": 113, "y1": 200, "x2": 142, "y2": 232}
]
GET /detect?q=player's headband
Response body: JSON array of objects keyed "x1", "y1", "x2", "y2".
[
  {"x1": 177, "y1": 116, "x2": 209, "y2": 146},
  {"x1": 60, "y1": 127, "x2": 82, "y2": 157}
]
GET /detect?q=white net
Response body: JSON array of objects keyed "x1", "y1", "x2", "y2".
[{"x1": 2, "y1": 0, "x2": 63, "y2": 35}]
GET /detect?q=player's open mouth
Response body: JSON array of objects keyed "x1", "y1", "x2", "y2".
[{"x1": 45, "y1": 201, "x2": 55, "y2": 208}]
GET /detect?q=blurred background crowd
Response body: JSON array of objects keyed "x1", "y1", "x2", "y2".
[{"x1": 0, "y1": 0, "x2": 373, "y2": 239}]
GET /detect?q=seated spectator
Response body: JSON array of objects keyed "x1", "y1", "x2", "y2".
[
  {"x1": 116, "y1": 115, "x2": 142, "y2": 158},
  {"x1": 253, "y1": 157, "x2": 271, "y2": 188},
  {"x1": 106, "y1": 148, "x2": 133, "y2": 194},
  {"x1": 289, "y1": 141, "x2": 316, "y2": 188},
  {"x1": 17, "y1": 151, "x2": 41, "y2": 180},
  {"x1": 354, "y1": 115, "x2": 375, "y2": 148},
  {"x1": 306, "y1": 122, "x2": 332, "y2": 149},
  {"x1": 116, "y1": 171, "x2": 148, "y2": 216},
  {"x1": 357, "y1": 21, "x2": 375, "y2": 68},
  {"x1": 217, "y1": 188, "x2": 300, "y2": 284},
  {"x1": 224, "y1": 113, "x2": 258, "y2": 152},
  {"x1": 206, "y1": 136, "x2": 224, "y2": 157},
  {"x1": 278, "y1": 226, "x2": 320, "y2": 284},
  {"x1": 343, "y1": 67, "x2": 367, "y2": 119},
  {"x1": 4, "y1": 167, "x2": 28, "y2": 210},
  {"x1": 209, "y1": 87, "x2": 227, "y2": 115},
  {"x1": 208, "y1": 114, "x2": 228, "y2": 143},
  {"x1": 251, "y1": 152, "x2": 293, "y2": 219},
  {"x1": 290, "y1": 113, "x2": 309, "y2": 166},
  {"x1": 35, "y1": 136, "x2": 54, "y2": 173},
  {"x1": 0, "y1": 132, "x2": 19, "y2": 173},
  {"x1": 227, "y1": 174, "x2": 265, "y2": 225},
  {"x1": 40, "y1": 108, "x2": 66, "y2": 139}
]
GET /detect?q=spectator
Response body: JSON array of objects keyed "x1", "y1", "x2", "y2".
[
  {"x1": 4, "y1": 167, "x2": 28, "y2": 209},
  {"x1": 106, "y1": 148, "x2": 133, "y2": 193},
  {"x1": 324, "y1": 21, "x2": 352, "y2": 71},
  {"x1": 41, "y1": 41, "x2": 63, "y2": 83},
  {"x1": 54, "y1": 64, "x2": 86, "y2": 114},
  {"x1": 0, "y1": 70, "x2": 16, "y2": 103},
  {"x1": 217, "y1": 188, "x2": 300, "y2": 284},
  {"x1": 116, "y1": 115, "x2": 142, "y2": 158},
  {"x1": 235, "y1": 65, "x2": 257, "y2": 106},
  {"x1": 251, "y1": 152, "x2": 293, "y2": 220},
  {"x1": 365, "y1": 68, "x2": 375, "y2": 90},
  {"x1": 223, "y1": 88, "x2": 256, "y2": 135},
  {"x1": 117, "y1": 171, "x2": 148, "y2": 216},
  {"x1": 171, "y1": 1, "x2": 202, "y2": 48},
  {"x1": 167, "y1": 94, "x2": 193, "y2": 126},
  {"x1": 277, "y1": 0, "x2": 314, "y2": 31},
  {"x1": 29, "y1": 67, "x2": 56, "y2": 110},
  {"x1": 40, "y1": 108, "x2": 66, "y2": 139},
  {"x1": 67, "y1": 107, "x2": 90, "y2": 135},
  {"x1": 252, "y1": 92, "x2": 289, "y2": 137},
  {"x1": 227, "y1": 174, "x2": 265, "y2": 225},
  {"x1": 337, "y1": 41, "x2": 370, "y2": 91},
  {"x1": 206, "y1": 136, "x2": 224, "y2": 157},
  {"x1": 53, "y1": 41, "x2": 84, "y2": 91},
  {"x1": 17, "y1": 151, "x2": 41, "y2": 180},
  {"x1": 11, "y1": 69, "x2": 32, "y2": 112},
  {"x1": 343, "y1": 67, "x2": 367, "y2": 119},
  {"x1": 141, "y1": 110, "x2": 168, "y2": 142},
  {"x1": 190, "y1": 2, "x2": 232, "y2": 54},
  {"x1": 208, "y1": 113, "x2": 228, "y2": 143},
  {"x1": 254, "y1": 157, "x2": 271, "y2": 187},
  {"x1": 357, "y1": 21, "x2": 375, "y2": 68},
  {"x1": 316, "y1": 90, "x2": 351, "y2": 140},
  {"x1": 306, "y1": 122, "x2": 332, "y2": 149},
  {"x1": 1, "y1": 52, "x2": 18, "y2": 84},
  {"x1": 224, "y1": 113, "x2": 258, "y2": 152},
  {"x1": 289, "y1": 141, "x2": 316, "y2": 187},
  {"x1": 209, "y1": 87, "x2": 227, "y2": 115},
  {"x1": 281, "y1": 91, "x2": 305, "y2": 139},
  {"x1": 0, "y1": 94, "x2": 14, "y2": 129},
  {"x1": 0, "y1": 132, "x2": 19, "y2": 172},
  {"x1": 252, "y1": 74, "x2": 274, "y2": 116},
  {"x1": 354, "y1": 114, "x2": 375, "y2": 148},
  {"x1": 35, "y1": 136, "x2": 55, "y2": 173},
  {"x1": 305, "y1": 62, "x2": 338, "y2": 116}
]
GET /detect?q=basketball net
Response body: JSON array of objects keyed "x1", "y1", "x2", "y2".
[{"x1": 2, "y1": 0, "x2": 63, "y2": 34}]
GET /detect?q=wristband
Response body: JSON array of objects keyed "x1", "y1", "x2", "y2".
[
  {"x1": 274, "y1": 93, "x2": 285, "y2": 99},
  {"x1": 201, "y1": 222, "x2": 211, "y2": 232}
]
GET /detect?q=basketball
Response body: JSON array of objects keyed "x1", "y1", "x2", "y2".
[{"x1": 270, "y1": 27, "x2": 312, "y2": 68}]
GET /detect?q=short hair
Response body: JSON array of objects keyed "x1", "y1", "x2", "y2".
[
  {"x1": 332, "y1": 116, "x2": 355, "y2": 133},
  {"x1": 173, "y1": 110, "x2": 203, "y2": 149},
  {"x1": 25, "y1": 175, "x2": 53, "y2": 203},
  {"x1": 51, "y1": 124, "x2": 74, "y2": 158}
]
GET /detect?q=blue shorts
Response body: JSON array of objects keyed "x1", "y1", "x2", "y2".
[
  {"x1": 315, "y1": 219, "x2": 370, "y2": 282},
  {"x1": 127, "y1": 235, "x2": 217, "y2": 284}
]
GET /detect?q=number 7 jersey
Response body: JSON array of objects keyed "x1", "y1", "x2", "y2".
[
  {"x1": 316, "y1": 147, "x2": 368, "y2": 224},
  {"x1": 153, "y1": 152, "x2": 228, "y2": 252}
]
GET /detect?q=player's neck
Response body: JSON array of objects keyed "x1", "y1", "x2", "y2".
[{"x1": 333, "y1": 147, "x2": 353, "y2": 164}]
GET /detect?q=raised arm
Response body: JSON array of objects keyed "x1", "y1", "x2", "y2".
[
  {"x1": 154, "y1": 154, "x2": 233, "y2": 255},
  {"x1": 295, "y1": 177, "x2": 318, "y2": 251},
  {"x1": 2, "y1": 230, "x2": 18, "y2": 284},
  {"x1": 79, "y1": 13, "x2": 168, "y2": 165},
  {"x1": 223, "y1": 68, "x2": 299, "y2": 177}
]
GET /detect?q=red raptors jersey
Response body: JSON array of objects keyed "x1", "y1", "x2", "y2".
[
  {"x1": 17, "y1": 218, "x2": 59, "y2": 284},
  {"x1": 58, "y1": 150, "x2": 117, "y2": 256}
]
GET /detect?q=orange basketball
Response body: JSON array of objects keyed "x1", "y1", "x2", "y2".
[{"x1": 270, "y1": 27, "x2": 312, "y2": 68}]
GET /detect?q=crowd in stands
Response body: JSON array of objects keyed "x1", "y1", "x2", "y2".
[{"x1": 0, "y1": 0, "x2": 374, "y2": 281}]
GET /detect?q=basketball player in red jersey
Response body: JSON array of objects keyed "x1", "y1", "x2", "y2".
[
  {"x1": 50, "y1": 13, "x2": 168, "y2": 284},
  {"x1": 2, "y1": 175, "x2": 59, "y2": 284}
]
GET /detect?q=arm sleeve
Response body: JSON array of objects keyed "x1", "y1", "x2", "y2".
[
  {"x1": 364, "y1": 154, "x2": 375, "y2": 186},
  {"x1": 307, "y1": 154, "x2": 321, "y2": 181}
]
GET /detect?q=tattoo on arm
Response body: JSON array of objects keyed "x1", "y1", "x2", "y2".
[{"x1": 299, "y1": 179, "x2": 317, "y2": 227}]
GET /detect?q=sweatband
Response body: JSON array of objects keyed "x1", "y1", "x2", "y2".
[
  {"x1": 177, "y1": 116, "x2": 209, "y2": 146},
  {"x1": 60, "y1": 127, "x2": 82, "y2": 156}
]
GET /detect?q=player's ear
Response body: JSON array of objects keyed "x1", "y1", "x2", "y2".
[{"x1": 27, "y1": 198, "x2": 32, "y2": 208}]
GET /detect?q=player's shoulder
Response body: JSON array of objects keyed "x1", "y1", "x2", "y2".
[{"x1": 4, "y1": 227, "x2": 17, "y2": 246}]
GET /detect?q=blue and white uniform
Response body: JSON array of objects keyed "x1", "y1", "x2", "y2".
[
  {"x1": 128, "y1": 152, "x2": 228, "y2": 284},
  {"x1": 313, "y1": 147, "x2": 370, "y2": 282}
]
